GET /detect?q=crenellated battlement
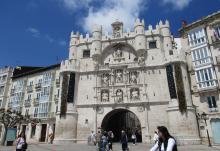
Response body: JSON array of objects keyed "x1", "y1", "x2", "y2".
[{"x1": 69, "y1": 19, "x2": 171, "y2": 45}]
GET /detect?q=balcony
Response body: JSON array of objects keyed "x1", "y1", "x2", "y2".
[
  {"x1": 30, "y1": 112, "x2": 55, "y2": 119},
  {"x1": 193, "y1": 57, "x2": 212, "y2": 68},
  {"x1": 60, "y1": 59, "x2": 80, "y2": 73},
  {"x1": 35, "y1": 83, "x2": 42, "y2": 91},
  {"x1": 56, "y1": 79, "x2": 60, "y2": 87},
  {"x1": 27, "y1": 85, "x2": 33, "y2": 93},
  {"x1": 24, "y1": 99, "x2": 31, "y2": 107},
  {"x1": 33, "y1": 98, "x2": 40, "y2": 106},
  {"x1": 197, "y1": 80, "x2": 218, "y2": 92}
]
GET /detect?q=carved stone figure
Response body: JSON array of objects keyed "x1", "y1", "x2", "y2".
[
  {"x1": 115, "y1": 69, "x2": 123, "y2": 83},
  {"x1": 130, "y1": 71, "x2": 137, "y2": 84},
  {"x1": 116, "y1": 89, "x2": 123, "y2": 102},
  {"x1": 102, "y1": 73, "x2": 109, "y2": 85},
  {"x1": 113, "y1": 27, "x2": 121, "y2": 38},
  {"x1": 131, "y1": 88, "x2": 140, "y2": 100},
  {"x1": 138, "y1": 54, "x2": 145, "y2": 65},
  {"x1": 114, "y1": 48, "x2": 123, "y2": 58},
  {"x1": 101, "y1": 90, "x2": 109, "y2": 102}
]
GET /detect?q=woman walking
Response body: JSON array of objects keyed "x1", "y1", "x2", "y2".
[
  {"x1": 150, "y1": 126, "x2": 177, "y2": 151},
  {"x1": 16, "y1": 132, "x2": 27, "y2": 151}
]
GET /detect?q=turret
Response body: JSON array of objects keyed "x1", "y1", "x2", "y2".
[
  {"x1": 134, "y1": 18, "x2": 146, "y2": 56},
  {"x1": 159, "y1": 20, "x2": 172, "y2": 58},
  {"x1": 69, "y1": 31, "x2": 79, "y2": 60},
  {"x1": 91, "y1": 25, "x2": 102, "y2": 62}
]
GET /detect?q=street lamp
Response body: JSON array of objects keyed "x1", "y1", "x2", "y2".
[{"x1": 197, "y1": 112, "x2": 212, "y2": 147}]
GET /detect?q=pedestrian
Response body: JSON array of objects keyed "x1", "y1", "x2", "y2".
[
  {"x1": 100, "y1": 131, "x2": 108, "y2": 151},
  {"x1": 48, "y1": 126, "x2": 54, "y2": 144},
  {"x1": 16, "y1": 132, "x2": 27, "y2": 151},
  {"x1": 153, "y1": 130, "x2": 159, "y2": 144},
  {"x1": 88, "y1": 131, "x2": 96, "y2": 145},
  {"x1": 96, "y1": 131, "x2": 102, "y2": 151},
  {"x1": 108, "y1": 131, "x2": 114, "y2": 151},
  {"x1": 150, "y1": 126, "x2": 178, "y2": 151},
  {"x1": 121, "y1": 130, "x2": 128, "y2": 151},
  {"x1": 131, "y1": 132, "x2": 136, "y2": 145}
]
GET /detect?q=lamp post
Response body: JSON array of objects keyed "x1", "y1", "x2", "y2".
[{"x1": 198, "y1": 112, "x2": 212, "y2": 147}]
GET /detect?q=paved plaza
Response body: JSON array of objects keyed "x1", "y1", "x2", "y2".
[{"x1": 1, "y1": 143, "x2": 220, "y2": 151}]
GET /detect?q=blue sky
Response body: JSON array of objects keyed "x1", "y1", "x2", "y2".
[{"x1": 0, "y1": 0, "x2": 219, "y2": 67}]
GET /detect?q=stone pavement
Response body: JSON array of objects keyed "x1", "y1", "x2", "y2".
[{"x1": 1, "y1": 143, "x2": 220, "y2": 151}]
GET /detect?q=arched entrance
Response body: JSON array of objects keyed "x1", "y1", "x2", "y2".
[{"x1": 101, "y1": 109, "x2": 142, "y2": 142}]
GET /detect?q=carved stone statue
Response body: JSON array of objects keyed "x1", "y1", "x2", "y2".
[
  {"x1": 131, "y1": 88, "x2": 139, "y2": 100},
  {"x1": 102, "y1": 73, "x2": 109, "y2": 85},
  {"x1": 101, "y1": 90, "x2": 109, "y2": 102},
  {"x1": 116, "y1": 89, "x2": 123, "y2": 102},
  {"x1": 138, "y1": 54, "x2": 145, "y2": 65},
  {"x1": 115, "y1": 69, "x2": 123, "y2": 83},
  {"x1": 114, "y1": 48, "x2": 123, "y2": 58},
  {"x1": 130, "y1": 71, "x2": 137, "y2": 84},
  {"x1": 113, "y1": 26, "x2": 121, "y2": 38}
]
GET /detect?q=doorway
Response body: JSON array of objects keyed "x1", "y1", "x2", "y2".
[
  {"x1": 101, "y1": 109, "x2": 142, "y2": 142},
  {"x1": 40, "y1": 124, "x2": 47, "y2": 142},
  {"x1": 211, "y1": 119, "x2": 220, "y2": 144}
]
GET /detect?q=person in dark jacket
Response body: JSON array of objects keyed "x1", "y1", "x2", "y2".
[
  {"x1": 150, "y1": 126, "x2": 178, "y2": 151},
  {"x1": 121, "y1": 130, "x2": 128, "y2": 151},
  {"x1": 107, "y1": 131, "x2": 114, "y2": 151}
]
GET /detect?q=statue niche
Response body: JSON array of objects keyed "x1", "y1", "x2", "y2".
[
  {"x1": 115, "y1": 69, "x2": 123, "y2": 83},
  {"x1": 129, "y1": 71, "x2": 138, "y2": 84},
  {"x1": 115, "y1": 89, "x2": 123, "y2": 103},
  {"x1": 102, "y1": 73, "x2": 110, "y2": 86},
  {"x1": 101, "y1": 90, "x2": 109, "y2": 102},
  {"x1": 130, "y1": 88, "x2": 140, "y2": 100}
]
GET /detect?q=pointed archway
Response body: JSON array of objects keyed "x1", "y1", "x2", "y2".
[{"x1": 101, "y1": 109, "x2": 142, "y2": 142}]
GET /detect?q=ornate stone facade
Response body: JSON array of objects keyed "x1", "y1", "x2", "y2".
[{"x1": 54, "y1": 19, "x2": 200, "y2": 145}]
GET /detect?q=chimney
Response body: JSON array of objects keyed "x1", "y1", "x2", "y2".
[{"x1": 181, "y1": 20, "x2": 187, "y2": 28}]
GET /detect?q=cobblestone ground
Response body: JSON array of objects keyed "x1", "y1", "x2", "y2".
[{"x1": 1, "y1": 143, "x2": 220, "y2": 151}]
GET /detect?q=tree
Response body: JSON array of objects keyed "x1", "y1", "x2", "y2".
[{"x1": 0, "y1": 108, "x2": 40, "y2": 145}]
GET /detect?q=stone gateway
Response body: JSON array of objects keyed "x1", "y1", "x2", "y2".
[{"x1": 54, "y1": 19, "x2": 200, "y2": 145}]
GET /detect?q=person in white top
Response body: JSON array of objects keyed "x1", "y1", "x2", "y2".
[
  {"x1": 16, "y1": 132, "x2": 26, "y2": 151},
  {"x1": 150, "y1": 126, "x2": 177, "y2": 151},
  {"x1": 153, "y1": 131, "x2": 159, "y2": 144}
]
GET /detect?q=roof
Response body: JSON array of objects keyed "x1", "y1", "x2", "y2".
[
  {"x1": 12, "y1": 64, "x2": 60, "y2": 79},
  {"x1": 179, "y1": 10, "x2": 220, "y2": 34}
]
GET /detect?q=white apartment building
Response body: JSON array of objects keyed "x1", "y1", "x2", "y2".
[
  {"x1": 180, "y1": 11, "x2": 220, "y2": 144},
  {"x1": 6, "y1": 65, "x2": 60, "y2": 143},
  {"x1": 0, "y1": 66, "x2": 13, "y2": 144}
]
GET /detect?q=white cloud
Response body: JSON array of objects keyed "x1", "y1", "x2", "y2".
[
  {"x1": 162, "y1": 0, "x2": 192, "y2": 10},
  {"x1": 82, "y1": 0, "x2": 147, "y2": 32},
  {"x1": 58, "y1": 40, "x2": 67, "y2": 46},
  {"x1": 26, "y1": 27, "x2": 40, "y2": 38},
  {"x1": 45, "y1": 34, "x2": 55, "y2": 43},
  {"x1": 59, "y1": 0, "x2": 92, "y2": 11},
  {"x1": 26, "y1": 27, "x2": 66, "y2": 46}
]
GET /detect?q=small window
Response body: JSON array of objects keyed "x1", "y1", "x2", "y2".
[
  {"x1": 149, "y1": 41, "x2": 157, "y2": 49},
  {"x1": 169, "y1": 50, "x2": 173, "y2": 55},
  {"x1": 83, "y1": 50, "x2": 90, "y2": 58},
  {"x1": 207, "y1": 96, "x2": 217, "y2": 109}
]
